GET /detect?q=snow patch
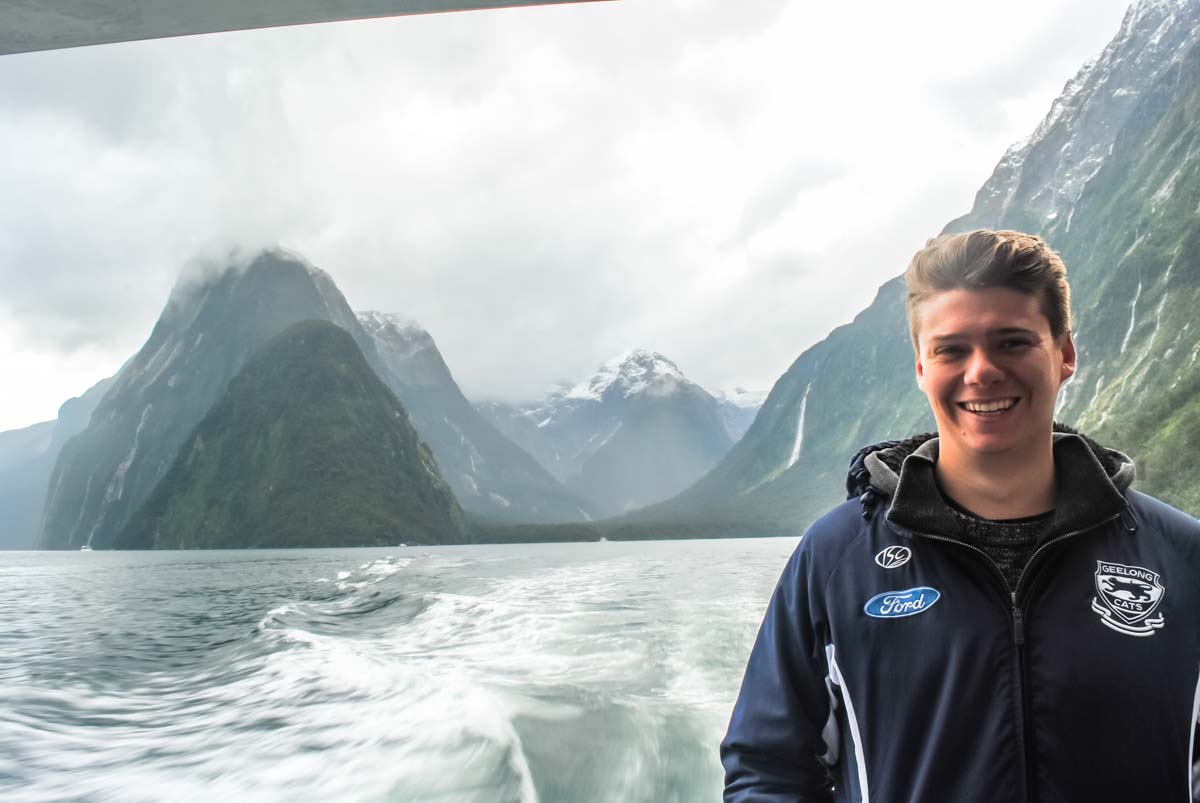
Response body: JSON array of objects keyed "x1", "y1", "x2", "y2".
[
  {"x1": 715, "y1": 387, "x2": 768, "y2": 409},
  {"x1": 488, "y1": 492, "x2": 512, "y2": 509},
  {"x1": 565, "y1": 349, "x2": 686, "y2": 402},
  {"x1": 587, "y1": 421, "x2": 622, "y2": 454},
  {"x1": 356, "y1": 310, "x2": 429, "y2": 342}
]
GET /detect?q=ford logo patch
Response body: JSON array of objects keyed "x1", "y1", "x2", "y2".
[{"x1": 864, "y1": 587, "x2": 941, "y2": 619}]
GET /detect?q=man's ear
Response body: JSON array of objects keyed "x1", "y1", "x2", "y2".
[
  {"x1": 1059, "y1": 330, "x2": 1077, "y2": 383},
  {"x1": 915, "y1": 347, "x2": 926, "y2": 391}
]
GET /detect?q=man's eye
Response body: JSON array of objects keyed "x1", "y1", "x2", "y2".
[
  {"x1": 934, "y1": 346, "x2": 963, "y2": 356},
  {"x1": 1000, "y1": 339, "x2": 1032, "y2": 349}
]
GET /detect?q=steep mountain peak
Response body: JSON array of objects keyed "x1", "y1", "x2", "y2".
[
  {"x1": 263, "y1": 245, "x2": 332, "y2": 280},
  {"x1": 566, "y1": 349, "x2": 687, "y2": 401},
  {"x1": 116, "y1": 319, "x2": 466, "y2": 549},
  {"x1": 1125, "y1": 0, "x2": 1193, "y2": 30},
  {"x1": 170, "y1": 247, "x2": 329, "y2": 296},
  {"x1": 956, "y1": 0, "x2": 1200, "y2": 235}
]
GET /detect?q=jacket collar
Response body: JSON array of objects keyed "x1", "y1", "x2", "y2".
[{"x1": 846, "y1": 424, "x2": 1134, "y2": 538}]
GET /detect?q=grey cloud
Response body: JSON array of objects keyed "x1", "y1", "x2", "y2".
[
  {"x1": 734, "y1": 161, "x2": 849, "y2": 243},
  {"x1": 0, "y1": 0, "x2": 1134, "y2": 425},
  {"x1": 927, "y1": 0, "x2": 1132, "y2": 134},
  {"x1": 0, "y1": 43, "x2": 178, "y2": 144}
]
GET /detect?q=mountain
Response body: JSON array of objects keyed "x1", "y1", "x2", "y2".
[
  {"x1": 1040, "y1": 0, "x2": 1200, "y2": 513},
  {"x1": 0, "y1": 376, "x2": 114, "y2": 549},
  {"x1": 39, "y1": 249, "x2": 386, "y2": 550},
  {"x1": 714, "y1": 387, "x2": 768, "y2": 442},
  {"x1": 357, "y1": 311, "x2": 594, "y2": 524},
  {"x1": 476, "y1": 350, "x2": 736, "y2": 515},
  {"x1": 116, "y1": 320, "x2": 466, "y2": 549},
  {"x1": 632, "y1": 0, "x2": 1200, "y2": 532}
]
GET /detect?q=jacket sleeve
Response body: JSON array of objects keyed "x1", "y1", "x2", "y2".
[{"x1": 720, "y1": 533, "x2": 836, "y2": 802}]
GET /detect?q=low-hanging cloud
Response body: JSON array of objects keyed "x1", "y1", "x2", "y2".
[{"x1": 0, "y1": 0, "x2": 1137, "y2": 428}]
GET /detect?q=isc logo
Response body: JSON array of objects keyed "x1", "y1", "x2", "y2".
[{"x1": 874, "y1": 546, "x2": 911, "y2": 569}]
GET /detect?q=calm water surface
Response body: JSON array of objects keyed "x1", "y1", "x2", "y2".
[{"x1": 0, "y1": 537, "x2": 798, "y2": 802}]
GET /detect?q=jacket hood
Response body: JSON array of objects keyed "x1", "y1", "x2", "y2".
[{"x1": 844, "y1": 423, "x2": 1136, "y2": 537}]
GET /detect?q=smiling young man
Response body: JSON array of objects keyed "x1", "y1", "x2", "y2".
[{"x1": 721, "y1": 230, "x2": 1200, "y2": 802}]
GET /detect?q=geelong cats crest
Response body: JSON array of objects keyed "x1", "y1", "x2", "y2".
[{"x1": 1091, "y1": 561, "x2": 1166, "y2": 637}]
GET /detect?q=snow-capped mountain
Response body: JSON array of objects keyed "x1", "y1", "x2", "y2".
[
  {"x1": 477, "y1": 349, "x2": 738, "y2": 515},
  {"x1": 634, "y1": 0, "x2": 1200, "y2": 531},
  {"x1": 561, "y1": 349, "x2": 690, "y2": 402},
  {"x1": 357, "y1": 311, "x2": 596, "y2": 524},
  {"x1": 714, "y1": 387, "x2": 768, "y2": 442}
]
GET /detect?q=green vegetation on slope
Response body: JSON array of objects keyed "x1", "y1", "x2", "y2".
[
  {"x1": 116, "y1": 320, "x2": 467, "y2": 549},
  {"x1": 1048, "y1": 37, "x2": 1200, "y2": 514},
  {"x1": 41, "y1": 251, "x2": 384, "y2": 549}
]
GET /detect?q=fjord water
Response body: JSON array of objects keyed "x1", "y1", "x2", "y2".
[{"x1": 0, "y1": 538, "x2": 795, "y2": 802}]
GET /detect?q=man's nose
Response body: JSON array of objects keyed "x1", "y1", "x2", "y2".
[{"x1": 964, "y1": 348, "x2": 1004, "y2": 385}]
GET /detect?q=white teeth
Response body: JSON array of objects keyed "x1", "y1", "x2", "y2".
[{"x1": 963, "y1": 399, "x2": 1016, "y2": 413}]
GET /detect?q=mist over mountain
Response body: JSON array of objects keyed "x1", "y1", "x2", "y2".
[
  {"x1": 630, "y1": 0, "x2": 1200, "y2": 533},
  {"x1": 29, "y1": 0, "x2": 1199, "y2": 546},
  {"x1": 476, "y1": 350, "x2": 748, "y2": 515},
  {"x1": 39, "y1": 249, "x2": 598, "y2": 549},
  {"x1": 117, "y1": 320, "x2": 466, "y2": 549}
]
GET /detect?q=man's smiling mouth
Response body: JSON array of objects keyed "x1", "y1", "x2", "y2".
[{"x1": 957, "y1": 397, "x2": 1019, "y2": 415}]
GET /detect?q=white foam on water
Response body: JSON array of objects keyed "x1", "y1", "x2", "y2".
[
  {"x1": 3, "y1": 540, "x2": 799, "y2": 802},
  {"x1": 362, "y1": 558, "x2": 410, "y2": 577}
]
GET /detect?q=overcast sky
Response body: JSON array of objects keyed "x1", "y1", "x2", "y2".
[{"x1": 0, "y1": 0, "x2": 1135, "y2": 431}]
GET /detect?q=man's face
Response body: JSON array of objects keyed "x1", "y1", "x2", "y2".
[{"x1": 914, "y1": 287, "x2": 1076, "y2": 461}]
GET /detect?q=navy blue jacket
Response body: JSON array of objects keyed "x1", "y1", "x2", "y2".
[{"x1": 721, "y1": 432, "x2": 1200, "y2": 802}]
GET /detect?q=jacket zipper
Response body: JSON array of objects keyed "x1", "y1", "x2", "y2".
[{"x1": 895, "y1": 510, "x2": 1123, "y2": 803}]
